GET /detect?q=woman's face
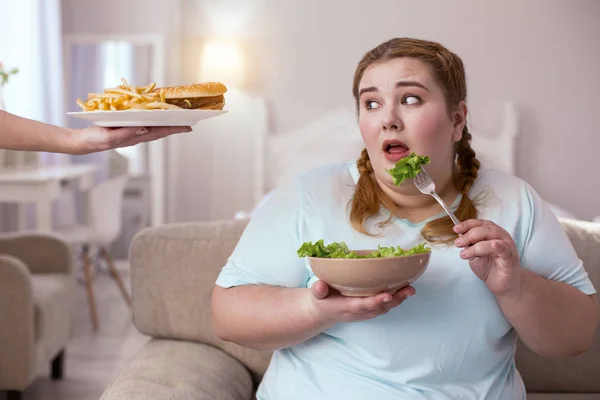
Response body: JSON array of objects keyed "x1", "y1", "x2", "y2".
[{"x1": 357, "y1": 57, "x2": 466, "y2": 193}]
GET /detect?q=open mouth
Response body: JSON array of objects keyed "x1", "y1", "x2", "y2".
[{"x1": 382, "y1": 139, "x2": 410, "y2": 162}]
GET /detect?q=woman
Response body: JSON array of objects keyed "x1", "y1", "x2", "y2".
[
  {"x1": 0, "y1": 109, "x2": 190, "y2": 154},
  {"x1": 211, "y1": 38, "x2": 598, "y2": 399}
]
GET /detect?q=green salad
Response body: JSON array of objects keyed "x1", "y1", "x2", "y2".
[
  {"x1": 386, "y1": 152, "x2": 430, "y2": 186},
  {"x1": 297, "y1": 240, "x2": 431, "y2": 259}
]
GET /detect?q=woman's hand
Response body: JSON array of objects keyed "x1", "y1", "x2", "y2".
[
  {"x1": 453, "y1": 219, "x2": 523, "y2": 297},
  {"x1": 307, "y1": 280, "x2": 415, "y2": 325},
  {"x1": 70, "y1": 125, "x2": 192, "y2": 155}
]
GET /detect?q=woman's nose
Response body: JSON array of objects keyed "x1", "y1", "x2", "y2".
[{"x1": 382, "y1": 107, "x2": 403, "y2": 131}]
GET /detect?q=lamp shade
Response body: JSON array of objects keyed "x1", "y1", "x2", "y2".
[{"x1": 199, "y1": 39, "x2": 245, "y2": 88}]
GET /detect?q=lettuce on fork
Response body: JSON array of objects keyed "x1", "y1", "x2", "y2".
[
  {"x1": 386, "y1": 152, "x2": 430, "y2": 186},
  {"x1": 297, "y1": 240, "x2": 431, "y2": 259}
]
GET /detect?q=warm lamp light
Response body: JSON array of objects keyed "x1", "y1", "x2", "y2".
[{"x1": 199, "y1": 39, "x2": 245, "y2": 88}]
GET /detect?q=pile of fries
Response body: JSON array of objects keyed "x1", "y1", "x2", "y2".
[{"x1": 76, "y1": 78, "x2": 181, "y2": 111}]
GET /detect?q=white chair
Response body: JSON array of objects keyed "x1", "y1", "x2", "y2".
[{"x1": 54, "y1": 174, "x2": 131, "y2": 332}]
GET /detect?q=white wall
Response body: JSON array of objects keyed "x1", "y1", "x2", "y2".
[
  {"x1": 62, "y1": 0, "x2": 182, "y2": 86},
  {"x1": 61, "y1": 0, "x2": 600, "y2": 221},
  {"x1": 179, "y1": 0, "x2": 600, "y2": 220},
  {"x1": 166, "y1": 89, "x2": 268, "y2": 222},
  {"x1": 61, "y1": 0, "x2": 185, "y2": 225}
]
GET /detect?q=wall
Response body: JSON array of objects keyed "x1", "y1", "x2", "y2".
[
  {"x1": 61, "y1": 0, "x2": 185, "y2": 225},
  {"x1": 60, "y1": 0, "x2": 600, "y2": 221},
  {"x1": 61, "y1": 0, "x2": 182, "y2": 86},
  {"x1": 179, "y1": 0, "x2": 600, "y2": 220}
]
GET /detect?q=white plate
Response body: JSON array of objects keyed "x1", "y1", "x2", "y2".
[{"x1": 67, "y1": 109, "x2": 228, "y2": 127}]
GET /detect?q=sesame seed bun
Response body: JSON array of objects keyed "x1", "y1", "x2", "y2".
[{"x1": 158, "y1": 82, "x2": 228, "y2": 99}]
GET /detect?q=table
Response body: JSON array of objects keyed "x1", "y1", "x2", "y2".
[{"x1": 0, "y1": 164, "x2": 98, "y2": 231}]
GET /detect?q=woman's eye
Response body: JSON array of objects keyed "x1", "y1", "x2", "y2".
[
  {"x1": 402, "y1": 95, "x2": 421, "y2": 105},
  {"x1": 365, "y1": 100, "x2": 380, "y2": 109}
]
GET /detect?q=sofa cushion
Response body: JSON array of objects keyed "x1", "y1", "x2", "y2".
[
  {"x1": 100, "y1": 339, "x2": 253, "y2": 400},
  {"x1": 31, "y1": 273, "x2": 73, "y2": 367},
  {"x1": 516, "y1": 218, "x2": 600, "y2": 392},
  {"x1": 129, "y1": 219, "x2": 273, "y2": 383},
  {"x1": 31, "y1": 274, "x2": 72, "y2": 342}
]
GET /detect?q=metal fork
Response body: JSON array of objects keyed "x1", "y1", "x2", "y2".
[{"x1": 413, "y1": 166, "x2": 461, "y2": 226}]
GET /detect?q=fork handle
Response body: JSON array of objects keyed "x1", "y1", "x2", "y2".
[{"x1": 430, "y1": 192, "x2": 461, "y2": 226}]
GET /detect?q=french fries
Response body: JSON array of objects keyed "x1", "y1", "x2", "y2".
[{"x1": 76, "y1": 78, "x2": 180, "y2": 111}]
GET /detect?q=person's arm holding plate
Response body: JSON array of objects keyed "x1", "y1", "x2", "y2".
[{"x1": 0, "y1": 109, "x2": 191, "y2": 155}]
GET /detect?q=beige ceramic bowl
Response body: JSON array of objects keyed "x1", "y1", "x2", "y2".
[{"x1": 307, "y1": 250, "x2": 431, "y2": 297}]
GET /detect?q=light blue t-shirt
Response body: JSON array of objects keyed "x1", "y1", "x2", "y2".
[{"x1": 215, "y1": 162, "x2": 596, "y2": 400}]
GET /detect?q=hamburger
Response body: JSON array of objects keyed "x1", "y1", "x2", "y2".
[{"x1": 156, "y1": 82, "x2": 227, "y2": 110}]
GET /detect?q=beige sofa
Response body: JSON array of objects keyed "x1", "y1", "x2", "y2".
[
  {"x1": 100, "y1": 218, "x2": 600, "y2": 400},
  {"x1": 0, "y1": 233, "x2": 75, "y2": 400}
]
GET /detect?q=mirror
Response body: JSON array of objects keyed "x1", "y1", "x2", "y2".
[
  {"x1": 64, "y1": 37, "x2": 161, "y2": 176},
  {"x1": 63, "y1": 34, "x2": 166, "y2": 228},
  {"x1": 62, "y1": 35, "x2": 166, "y2": 259}
]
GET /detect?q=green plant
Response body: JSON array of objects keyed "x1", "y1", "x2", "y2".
[{"x1": 0, "y1": 62, "x2": 19, "y2": 86}]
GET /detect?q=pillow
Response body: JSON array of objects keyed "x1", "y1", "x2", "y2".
[
  {"x1": 266, "y1": 107, "x2": 364, "y2": 191},
  {"x1": 547, "y1": 202, "x2": 577, "y2": 219},
  {"x1": 470, "y1": 132, "x2": 516, "y2": 176},
  {"x1": 469, "y1": 101, "x2": 519, "y2": 176}
]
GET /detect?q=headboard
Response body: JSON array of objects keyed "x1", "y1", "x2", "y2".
[{"x1": 258, "y1": 101, "x2": 519, "y2": 197}]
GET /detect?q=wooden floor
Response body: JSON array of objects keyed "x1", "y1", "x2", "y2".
[{"x1": 3, "y1": 262, "x2": 147, "y2": 400}]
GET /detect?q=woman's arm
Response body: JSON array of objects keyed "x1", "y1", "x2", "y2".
[
  {"x1": 212, "y1": 285, "x2": 326, "y2": 350},
  {"x1": 455, "y1": 219, "x2": 599, "y2": 358},
  {"x1": 0, "y1": 109, "x2": 190, "y2": 154},
  {"x1": 211, "y1": 281, "x2": 415, "y2": 351},
  {"x1": 497, "y1": 270, "x2": 598, "y2": 357}
]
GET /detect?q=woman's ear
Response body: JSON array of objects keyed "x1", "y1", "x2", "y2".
[{"x1": 452, "y1": 101, "x2": 468, "y2": 142}]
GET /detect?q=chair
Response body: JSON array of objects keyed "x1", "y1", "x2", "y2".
[
  {"x1": 54, "y1": 174, "x2": 131, "y2": 332},
  {"x1": 0, "y1": 233, "x2": 74, "y2": 400}
]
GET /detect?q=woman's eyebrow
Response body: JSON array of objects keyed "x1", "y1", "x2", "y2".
[
  {"x1": 396, "y1": 80, "x2": 429, "y2": 92},
  {"x1": 359, "y1": 80, "x2": 429, "y2": 96}
]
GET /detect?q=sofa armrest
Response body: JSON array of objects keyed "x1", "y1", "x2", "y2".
[
  {"x1": 0, "y1": 255, "x2": 36, "y2": 389},
  {"x1": 129, "y1": 219, "x2": 272, "y2": 383},
  {"x1": 100, "y1": 339, "x2": 254, "y2": 400},
  {"x1": 0, "y1": 233, "x2": 73, "y2": 275},
  {"x1": 516, "y1": 218, "x2": 600, "y2": 393}
]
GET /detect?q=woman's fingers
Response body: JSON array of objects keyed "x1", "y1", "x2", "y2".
[
  {"x1": 310, "y1": 279, "x2": 416, "y2": 324},
  {"x1": 348, "y1": 294, "x2": 387, "y2": 313},
  {"x1": 459, "y1": 239, "x2": 513, "y2": 260},
  {"x1": 348, "y1": 286, "x2": 415, "y2": 314},
  {"x1": 114, "y1": 126, "x2": 192, "y2": 148},
  {"x1": 383, "y1": 286, "x2": 416, "y2": 310},
  {"x1": 454, "y1": 223, "x2": 507, "y2": 248},
  {"x1": 311, "y1": 280, "x2": 331, "y2": 300},
  {"x1": 452, "y1": 218, "x2": 486, "y2": 234}
]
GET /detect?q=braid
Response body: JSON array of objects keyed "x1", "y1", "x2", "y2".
[
  {"x1": 356, "y1": 148, "x2": 373, "y2": 174},
  {"x1": 455, "y1": 126, "x2": 480, "y2": 194},
  {"x1": 350, "y1": 149, "x2": 394, "y2": 235},
  {"x1": 421, "y1": 125, "x2": 481, "y2": 244},
  {"x1": 350, "y1": 133, "x2": 481, "y2": 242}
]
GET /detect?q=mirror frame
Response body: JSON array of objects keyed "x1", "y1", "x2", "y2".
[{"x1": 62, "y1": 33, "x2": 167, "y2": 226}]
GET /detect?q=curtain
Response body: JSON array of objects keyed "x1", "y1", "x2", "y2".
[{"x1": 0, "y1": 0, "x2": 69, "y2": 230}]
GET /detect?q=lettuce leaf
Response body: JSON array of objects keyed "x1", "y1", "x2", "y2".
[
  {"x1": 386, "y1": 152, "x2": 430, "y2": 186},
  {"x1": 297, "y1": 240, "x2": 359, "y2": 259},
  {"x1": 297, "y1": 240, "x2": 431, "y2": 259}
]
